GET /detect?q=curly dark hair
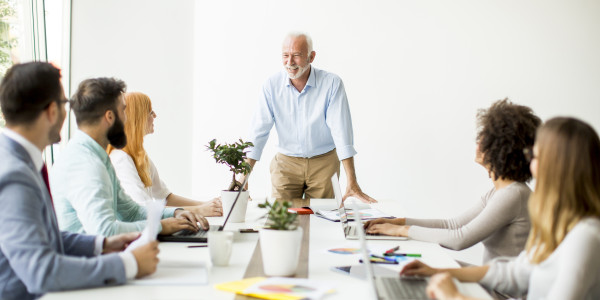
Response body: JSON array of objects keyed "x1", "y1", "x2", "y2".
[{"x1": 476, "y1": 98, "x2": 541, "y2": 182}]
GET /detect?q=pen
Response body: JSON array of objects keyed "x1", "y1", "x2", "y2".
[
  {"x1": 384, "y1": 246, "x2": 400, "y2": 254},
  {"x1": 383, "y1": 252, "x2": 422, "y2": 257},
  {"x1": 187, "y1": 245, "x2": 208, "y2": 248},
  {"x1": 359, "y1": 258, "x2": 398, "y2": 265},
  {"x1": 371, "y1": 254, "x2": 397, "y2": 262}
]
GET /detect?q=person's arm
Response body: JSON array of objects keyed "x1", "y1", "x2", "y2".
[
  {"x1": 64, "y1": 159, "x2": 148, "y2": 236},
  {"x1": 405, "y1": 188, "x2": 522, "y2": 250},
  {"x1": 401, "y1": 260, "x2": 490, "y2": 282},
  {"x1": 0, "y1": 178, "x2": 127, "y2": 293},
  {"x1": 246, "y1": 83, "x2": 275, "y2": 163},
  {"x1": 322, "y1": 77, "x2": 374, "y2": 203},
  {"x1": 341, "y1": 157, "x2": 377, "y2": 203},
  {"x1": 541, "y1": 219, "x2": 600, "y2": 299}
]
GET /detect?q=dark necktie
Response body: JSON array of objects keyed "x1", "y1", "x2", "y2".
[{"x1": 41, "y1": 163, "x2": 53, "y2": 203}]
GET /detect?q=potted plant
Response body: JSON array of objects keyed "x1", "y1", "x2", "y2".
[
  {"x1": 207, "y1": 138, "x2": 253, "y2": 222},
  {"x1": 257, "y1": 200, "x2": 303, "y2": 276}
]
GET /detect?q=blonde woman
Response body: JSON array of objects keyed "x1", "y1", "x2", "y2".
[
  {"x1": 108, "y1": 92, "x2": 223, "y2": 217},
  {"x1": 401, "y1": 117, "x2": 600, "y2": 299}
]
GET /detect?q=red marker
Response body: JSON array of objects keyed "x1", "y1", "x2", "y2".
[{"x1": 385, "y1": 246, "x2": 400, "y2": 254}]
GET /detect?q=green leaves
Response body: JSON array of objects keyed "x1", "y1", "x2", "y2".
[
  {"x1": 207, "y1": 138, "x2": 254, "y2": 191},
  {"x1": 258, "y1": 200, "x2": 298, "y2": 231}
]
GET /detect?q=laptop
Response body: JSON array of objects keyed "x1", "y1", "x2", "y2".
[
  {"x1": 354, "y1": 206, "x2": 429, "y2": 300},
  {"x1": 158, "y1": 173, "x2": 250, "y2": 243},
  {"x1": 331, "y1": 175, "x2": 407, "y2": 241}
]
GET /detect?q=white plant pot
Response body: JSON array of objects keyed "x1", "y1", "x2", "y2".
[
  {"x1": 259, "y1": 227, "x2": 303, "y2": 276},
  {"x1": 221, "y1": 190, "x2": 249, "y2": 223}
]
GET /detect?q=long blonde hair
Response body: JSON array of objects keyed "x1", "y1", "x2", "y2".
[
  {"x1": 107, "y1": 92, "x2": 153, "y2": 187},
  {"x1": 526, "y1": 117, "x2": 600, "y2": 263}
]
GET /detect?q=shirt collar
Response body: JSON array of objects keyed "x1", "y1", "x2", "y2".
[
  {"x1": 2, "y1": 128, "x2": 44, "y2": 171},
  {"x1": 73, "y1": 130, "x2": 111, "y2": 165},
  {"x1": 284, "y1": 65, "x2": 316, "y2": 90}
]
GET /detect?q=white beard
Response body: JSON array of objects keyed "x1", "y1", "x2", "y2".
[{"x1": 285, "y1": 63, "x2": 310, "y2": 79}]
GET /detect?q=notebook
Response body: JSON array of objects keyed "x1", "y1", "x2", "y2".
[{"x1": 157, "y1": 173, "x2": 250, "y2": 243}]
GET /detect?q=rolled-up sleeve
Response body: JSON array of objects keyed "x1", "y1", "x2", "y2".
[
  {"x1": 325, "y1": 78, "x2": 356, "y2": 160},
  {"x1": 247, "y1": 82, "x2": 275, "y2": 161}
]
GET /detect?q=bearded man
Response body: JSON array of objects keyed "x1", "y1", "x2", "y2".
[
  {"x1": 243, "y1": 32, "x2": 376, "y2": 203},
  {"x1": 51, "y1": 77, "x2": 209, "y2": 237}
]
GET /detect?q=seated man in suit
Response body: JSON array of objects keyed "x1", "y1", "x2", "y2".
[
  {"x1": 0, "y1": 62, "x2": 159, "y2": 300},
  {"x1": 51, "y1": 77, "x2": 209, "y2": 236}
]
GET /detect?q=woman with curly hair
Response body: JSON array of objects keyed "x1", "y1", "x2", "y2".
[
  {"x1": 365, "y1": 99, "x2": 541, "y2": 263},
  {"x1": 401, "y1": 117, "x2": 600, "y2": 299},
  {"x1": 107, "y1": 92, "x2": 223, "y2": 217}
]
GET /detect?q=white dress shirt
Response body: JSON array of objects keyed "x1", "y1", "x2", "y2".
[
  {"x1": 2, "y1": 129, "x2": 137, "y2": 279},
  {"x1": 109, "y1": 149, "x2": 171, "y2": 205},
  {"x1": 247, "y1": 66, "x2": 357, "y2": 161}
]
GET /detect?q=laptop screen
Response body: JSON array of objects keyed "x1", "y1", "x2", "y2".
[{"x1": 330, "y1": 174, "x2": 350, "y2": 232}]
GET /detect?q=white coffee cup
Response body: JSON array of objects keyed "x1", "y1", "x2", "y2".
[{"x1": 208, "y1": 231, "x2": 234, "y2": 266}]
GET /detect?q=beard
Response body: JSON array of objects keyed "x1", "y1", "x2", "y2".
[
  {"x1": 285, "y1": 62, "x2": 310, "y2": 79},
  {"x1": 107, "y1": 112, "x2": 127, "y2": 149}
]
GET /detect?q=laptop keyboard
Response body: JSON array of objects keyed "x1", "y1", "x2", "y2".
[
  {"x1": 174, "y1": 225, "x2": 221, "y2": 237},
  {"x1": 348, "y1": 225, "x2": 380, "y2": 236},
  {"x1": 379, "y1": 277, "x2": 429, "y2": 299}
]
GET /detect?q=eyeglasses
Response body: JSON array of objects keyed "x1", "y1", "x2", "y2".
[{"x1": 523, "y1": 147, "x2": 534, "y2": 163}]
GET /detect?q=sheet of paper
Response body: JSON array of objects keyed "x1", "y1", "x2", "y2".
[
  {"x1": 244, "y1": 277, "x2": 333, "y2": 300},
  {"x1": 129, "y1": 261, "x2": 208, "y2": 286},
  {"x1": 126, "y1": 199, "x2": 166, "y2": 252}
]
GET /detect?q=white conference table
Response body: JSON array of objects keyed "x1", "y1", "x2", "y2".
[{"x1": 43, "y1": 198, "x2": 491, "y2": 300}]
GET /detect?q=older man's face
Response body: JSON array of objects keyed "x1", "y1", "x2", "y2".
[{"x1": 282, "y1": 36, "x2": 313, "y2": 80}]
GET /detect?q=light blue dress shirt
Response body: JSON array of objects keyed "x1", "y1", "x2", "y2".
[
  {"x1": 50, "y1": 130, "x2": 176, "y2": 236},
  {"x1": 248, "y1": 66, "x2": 357, "y2": 161}
]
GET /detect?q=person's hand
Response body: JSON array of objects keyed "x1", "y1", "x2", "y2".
[
  {"x1": 366, "y1": 224, "x2": 409, "y2": 236},
  {"x1": 400, "y1": 260, "x2": 439, "y2": 277},
  {"x1": 159, "y1": 217, "x2": 198, "y2": 235},
  {"x1": 364, "y1": 218, "x2": 405, "y2": 229},
  {"x1": 131, "y1": 240, "x2": 160, "y2": 278},
  {"x1": 342, "y1": 184, "x2": 377, "y2": 204},
  {"x1": 191, "y1": 197, "x2": 223, "y2": 217},
  {"x1": 173, "y1": 209, "x2": 210, "y2": 230},
  {"x1": 102, "y1": 232, "x2": 141, "y2": 253},
  {"x1": 426, "y1": 273, "x2": 464, "y2": 300}
]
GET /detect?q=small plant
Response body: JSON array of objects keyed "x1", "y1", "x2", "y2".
[
  {"x1": 259, "y1": 200, "x2": 298, "y2": 230},
  {"x1": 207, "y1": 138, "x2": 254, "y2": 191}
]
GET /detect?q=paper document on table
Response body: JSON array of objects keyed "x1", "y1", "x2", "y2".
[
  {"x1": 129, "y1": 261, "x2": 208, "y2": 285},
  {"x1": 315, "y1": 208, "x2": 393, "y2": 222},
  {"x1": 126, "y1": 199, "x2": 165, "y2": 252}
]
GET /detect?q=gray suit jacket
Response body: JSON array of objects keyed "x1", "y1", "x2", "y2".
[{"x1": 0, "y1": 134, "x2": 126, "y2": 300}]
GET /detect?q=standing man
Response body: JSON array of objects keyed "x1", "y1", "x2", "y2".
[
  {"x1": 50, "y1": 77, "x2": 208, "y2": 237},
  {"x1": 246, "y1": 32, "x2": 376, "y2": 203},
  {"x1": 0, "y1": 62, "x2": 159, "y2": 300}
]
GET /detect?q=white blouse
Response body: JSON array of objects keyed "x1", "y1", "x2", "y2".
[
  {"x1": 109, "y1": 149, "x2": 171, "y2": 205},
  {"x1": 480, "y1": 217, "x2": 600, "y2": 299}
]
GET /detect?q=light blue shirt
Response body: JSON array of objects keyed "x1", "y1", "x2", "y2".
[
  {"x1": 247, "y1": 66, "x2": 357, "y2": 161},
  {"x1": 50, "y1": 130, "x2": 176, "y2": 236}
]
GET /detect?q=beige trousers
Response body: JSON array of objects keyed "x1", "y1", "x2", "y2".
[{"x1": 270, "y1": 149, "x2": 340, "y2": 200}]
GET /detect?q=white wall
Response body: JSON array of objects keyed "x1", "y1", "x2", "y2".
[
  {"x1": 70, "y1": 0, "x2": 600, "y2": 264},
  {"x1": 69, "y1": 0, "x2": 195, "y2": 196},
  {"x1": 194, "y1": 0, "x2": 600, "y2": 212}
]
